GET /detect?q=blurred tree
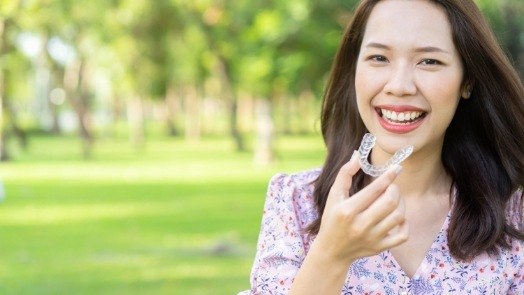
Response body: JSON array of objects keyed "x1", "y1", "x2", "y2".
[
  {"x1": 476, "y1": 0, "x2": 524, "y2": 77},
  {"x1": 179, "y1": 0, "x2": 252, "y2": 149},
  {"x1": 114, "y1": 0, "x2": 172, "y2": 148},
  {"x1": 502, "y1": 0, "x2": 524, "y2": 77},
  {"x1": 179, "y1": 0, "x2": 353, "y2": 164},
  {"x1": 0, "y1": 0, "x2": 25, "y2": 161},
  {"x1": 17, "y1": 0, "x2": 113, "y2": 158},
  {"x1": 1, "y1": 0, "x2": 521, "y2": 162}
]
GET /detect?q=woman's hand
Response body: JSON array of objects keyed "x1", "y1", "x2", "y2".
[
  {"x1": 315, "y1": 151, "x2": 409, "y2": 265},
  {"x1": 290, "y1": 151, "x2": 409, "y2": 295}
]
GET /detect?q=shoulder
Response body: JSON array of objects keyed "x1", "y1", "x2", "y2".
[
  {"x1": 269, "y1": 168, "x2": 321, "y2": 191},
  {"x1": 265, "y1": 168, "x2": 321, "y2": 228},
  {"x1": 267, "y1": 168, "x2": 321, "y2": 205}
]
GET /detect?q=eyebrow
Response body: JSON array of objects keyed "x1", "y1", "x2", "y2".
[{"x1": 364, "y1": 42, "x2": 451, "y2": 54}]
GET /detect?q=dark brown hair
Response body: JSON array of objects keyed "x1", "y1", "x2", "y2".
[{"x1": 308, "y1": 0, "x2": 524, "y2": 261}]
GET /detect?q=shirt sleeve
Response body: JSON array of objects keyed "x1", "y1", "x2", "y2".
[
  {"x1": 506, "y1": 189, "x2": 523, "y2": 229},
  {"x1": 240, "y1": 173, "x2": 309, "y2": 295},
  {"x1": 507, "y1": 189, "x2": 524, "y2": 294}
]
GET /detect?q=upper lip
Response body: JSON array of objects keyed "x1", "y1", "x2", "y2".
[{"x1": 375, "y1": 104, "x2": 426, "y2": 112}]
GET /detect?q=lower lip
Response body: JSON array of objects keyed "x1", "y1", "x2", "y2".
[{"x1": 378, "y1": 114, "x2": 425, "y2": 134}]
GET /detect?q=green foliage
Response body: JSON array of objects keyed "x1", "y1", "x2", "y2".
[
  {"x1": 1, "y1": 0, "x2": 521, "y2": 145},
  {"x1": 0, "y1": 0, "x2": 21, "y2": 17}
]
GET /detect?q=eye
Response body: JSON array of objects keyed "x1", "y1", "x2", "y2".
[
  {"x1": 419, "y1": 59, "x2": 442, "y2": 66},
  {"x1": 367, "y1": 55, "x2": 388, "y2": 63}
]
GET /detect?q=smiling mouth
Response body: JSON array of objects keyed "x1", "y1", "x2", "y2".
[{"x1": 377, "y1": 108, "x2": 427, "y2": 124}]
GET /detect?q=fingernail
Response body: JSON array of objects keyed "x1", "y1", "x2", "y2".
[
  {"x1": 392, "y1": 164, "x2": 402, "y2": 175},
  {"x1": 351, "y1": 150, "x2": 359, "y2": 160}
]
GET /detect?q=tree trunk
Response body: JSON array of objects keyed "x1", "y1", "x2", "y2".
[
  {"x1": 229, "y1": 98, "x2": 244, "y2": 150},
  {"x1": 0, "y1": 54, "x2": 6, "y2": 162},
  {"x1": 253, "y1": 99, "x2": 274, "y2": 166},
  {"x1": 0, "y1": 0, "x2": 22, "y2": 161},
  {"x1": 184, "y1": 85, "x2": 201, "y2": 141},
  {"x1": 0, "y1": 19, "x2": 9, "y2": 161},
  {"x1": 48, "y1": 64, "x2": 65, "y2": 135},
  {"x1": 215, "y1": 57, "x2": 244, "y2": 151},
  {"x1": 238, "y1": 94, "x2": 254, "y2": 133},
  {"x1": 63, "y1": 58, "x2": 94, "y2": 159},
  {"x1": 109, "y1": 95, "x2": 124, "y2": 138},
  {"x1": 40, "y1": 33, "x2": 62, "y2": 134},
  {"x1": 164, "y1": 84, "x2": 180, "y2": 136},
  {"x1": 280, "y1": 94, "x2": 293, "y2": 135},
  {"x1": 4, "y1": 102, "x2": 27, "y2": 149},
  {"x1": 127, "y1": 96, "x2": 145, "y2": 151},
  {"x1": 196, "y1": 17, "x2": 245, "y2": 150},
  {"x1": 298, "y1": 90, "x2": 315, "y2": 134},
  {"x1": 78, "y1": 92, "x2": 93, "y2": 159},
  {"x1": 0, "y1": 94, "x2": 7, "y2": 161}
]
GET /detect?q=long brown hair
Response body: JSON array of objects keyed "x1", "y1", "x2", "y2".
[{"x1": 308, "y1": 0, "x2": 524, "y2": 261}]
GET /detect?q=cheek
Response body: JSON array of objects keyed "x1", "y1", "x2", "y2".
[
  {"x1": 421, "y1": 75, "x2": 462, "y2": 127},
  {"x1": 354, "y1": 65, "x2": 367, "y2": 113},
  {"x1": 355, "y1": 65, "x2": 381, "y2": 103},
  {"x1": 420, "y1": 72, "x2": 462, "y2": 106},
  {"x1": 354, "y1": 64, "x2": 366, "y2": 97}
]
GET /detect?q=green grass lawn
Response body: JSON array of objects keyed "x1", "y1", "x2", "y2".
[{"x1": 0, "y1": 134, "x2": 325, "y2": 294}]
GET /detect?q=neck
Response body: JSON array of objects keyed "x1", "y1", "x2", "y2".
[
  {"x1": 396, "y1": 156, "x2": 451, "y2": 202},
  {"x1": 371, "y1": 146, "x2": 451, "y2": 201}
]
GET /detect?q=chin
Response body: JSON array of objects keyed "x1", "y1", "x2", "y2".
[{"x1": 373, "y1": 133, "x2": 415, "y2": 155}]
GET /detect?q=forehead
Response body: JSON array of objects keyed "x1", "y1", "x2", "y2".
[{"x1": 362, "y1": 0, "x2": 455, "y2": 49}]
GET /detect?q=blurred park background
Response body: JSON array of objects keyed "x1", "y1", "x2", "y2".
[{"x1": 0, "y1": 0, "x2": 522, "y2": 294}]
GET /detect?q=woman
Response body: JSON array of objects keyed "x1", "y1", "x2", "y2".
[{"x1": 240, "y1": 0, "x2": 524, "y2": 294}]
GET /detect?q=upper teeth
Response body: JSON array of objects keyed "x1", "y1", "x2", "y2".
[{"x1": 381, "y1": 109, "x2": 423, "y2": 122}]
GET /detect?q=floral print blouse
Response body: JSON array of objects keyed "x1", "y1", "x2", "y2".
[{"x1": 239, "y1": 169, "x2": 524, "y2": 295}]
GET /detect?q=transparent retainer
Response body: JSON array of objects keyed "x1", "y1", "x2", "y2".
[{"x1": 358, "y1": 133, "x2": 413, "y2": 177}]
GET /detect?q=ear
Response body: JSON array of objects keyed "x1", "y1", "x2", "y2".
[{"x1": 461, "y1": 84, "x2": 472, "y2": 99}]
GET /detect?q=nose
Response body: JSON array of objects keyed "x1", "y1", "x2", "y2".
[{"x1": 384, "y1": 63, "x2": 417, "y2": 97}]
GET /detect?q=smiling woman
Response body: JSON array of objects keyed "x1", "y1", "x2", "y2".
[
  {"x1": 240, "y1": 0, "x2": 524, "y2": 294},
  {"x1": 355, "y1": 0, "x2": 465, "y2": 157}
]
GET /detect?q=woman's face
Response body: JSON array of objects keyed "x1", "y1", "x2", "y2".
[{"x1": 355, "y1": 0, "x2": 465, "y2": 163}]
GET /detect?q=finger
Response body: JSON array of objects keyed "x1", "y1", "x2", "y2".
[
  {"x1": 381, "y1": 220, "x2": 409, "y2": 249},
  {"x1": 348, "y1": 164, "x2": 402, "y2": 212},
  {"x1": 363, "y1": 184, "x2": 402, "y2": 228},
  {"x1": 330, "y1": 151, "x2": 361, "y2": 198},
  {"x1": 372, "y1": 197, "x2": 406, "y2": 237}
]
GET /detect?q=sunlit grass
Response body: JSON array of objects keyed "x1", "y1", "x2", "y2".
[{"x1": 0, "y1": 133, "x2": 325, "y2": 294}]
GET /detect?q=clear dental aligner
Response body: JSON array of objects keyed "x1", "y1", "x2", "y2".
[{"x1": 358, "y1": 133, "x2": 414, "y2": 177}]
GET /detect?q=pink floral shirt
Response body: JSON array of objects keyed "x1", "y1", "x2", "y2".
[{"x1": 239, "y1": 169, "x2": 524, "y2": 295}]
